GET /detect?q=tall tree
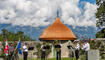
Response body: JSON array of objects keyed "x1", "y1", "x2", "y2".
[
  {"x1": 96, "y1": 0, "x2": 105, "y2": 27},
  {"x1": 0, "y1": 29, "x2": 36, "y2": 41},
  {"x1": 1, "y1": 29, "x2": 8, "y2": 39}
]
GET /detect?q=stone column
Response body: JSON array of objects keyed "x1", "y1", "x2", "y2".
[{"x1": 52, "y1": 45, "x2": 54, "y2": 58}]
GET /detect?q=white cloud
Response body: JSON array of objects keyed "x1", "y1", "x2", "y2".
[
  {"x1": 62, "y1": 1, "x2": 98, "y2": 27},
  {"x1": 0, "y1": 0, "x2": 97, "y2": 27}
]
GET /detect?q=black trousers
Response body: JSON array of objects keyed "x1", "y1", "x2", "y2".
[
  {"x1": 57, "y1": 50, "x2": 61, "y2": 60},
  {"x1": 75, "y1": 50, "x2": 79, "y2": 60},
  {"x1": 86, "y1": 51, "x2": 88, "y2": 60},
  {"x1": 41, "y1": 51, "x2": 46, "y2": 60},
  {"x1": 23, "y1": 52, "x2": 28, "y2": 60},
  {"x1": 9, "y1": 52, "x2": 14, "y2": 60}
]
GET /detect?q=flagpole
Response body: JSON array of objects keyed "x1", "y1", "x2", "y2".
[{"x1": 11, "y1": 38, "x2": 20, "y2": 60}]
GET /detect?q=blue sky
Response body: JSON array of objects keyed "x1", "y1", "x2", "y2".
[
  {"x1": 0, "y1": 0, "x2": 97, "y2": 40},
  {"x1": 80, "y1": 0, "x2": 96, "y2": 4}
]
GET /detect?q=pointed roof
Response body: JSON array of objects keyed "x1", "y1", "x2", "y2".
[{"x1": 39, "y1": 17, "x2": 76, "y2": 40}]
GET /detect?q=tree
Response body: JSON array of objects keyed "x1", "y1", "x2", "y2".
[
  {"x1": 0, "y1": 29, "x2": 36, "y2": 41},
  {"x1": 1, "y1": 29, "x2": 8, "y2": 39},
  {"x1": 96, "y1": 0, "x2": 105, "y2": 27},
  {"x1": 96, "y1": 28, "x2": 105, "y2": 38}
]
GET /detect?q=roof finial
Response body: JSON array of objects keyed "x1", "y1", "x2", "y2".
[{"x1": 57, "y1": 9, "x2": 59, "y2": 17}]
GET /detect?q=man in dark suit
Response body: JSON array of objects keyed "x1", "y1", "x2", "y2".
[
  {"x1": 41, "y1": 42, "x2": 46, "y2": 60},
  {"x1": 55, "y1": 40, "x2": 62, "y2": 60}
]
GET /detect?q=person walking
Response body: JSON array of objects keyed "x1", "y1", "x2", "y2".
[
  {"x1": 23, "y1": 43, "x2": 28, "y2": 60},
  {"x1": 75, "y1": 40, "x2": 80, "y2": 60},
  {"x1": 82, "y1": 40, "x2": 90, "y2": 60}
]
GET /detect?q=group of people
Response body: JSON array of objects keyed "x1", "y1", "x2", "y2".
[
  {"x1": 40, "y1": 41, "x2": 62, "y2": 60},
  {"x1": 74, "y1": 40, "x2": 90, "y2": 60},
  {"x1": 40, "y1": 40, "x2": 90, "y2": 60},
  {"x1": 7, "y1": 42, "x2": 28, "y2": 60},
  {"x1": 9, "y1": 42, "x2": 48, "y2": 60},
  {"x1": 6, "y1": 40, "x2": 90, "y2": 60}
]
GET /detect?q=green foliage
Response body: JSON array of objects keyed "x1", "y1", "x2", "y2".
[
  {"x1": 88, "y1": 40, "x2": 105, "y2": 50},
  {"x1": 100, "y1": 43, "x2": 105, "y2": 51},
  {"x1": 79, "y1": 55, "x2": 86, "y2": 60},
  {"x1": 36, "y1": 43, "x2": 42, "y2": 58},
  {"x1": 88, "y1": 40, "x2": 105, "y2": 59},
  {"x1": 96, "y1": 0, "x2": 105, "y2": 27},
  {"x1": 0, "y1": 28, "x2": 36, "y2": 59},
  {"x1": 96, "y1": 29, "x2": 105, "y2": 38},
  {"x1": 45, "y1": 43, "x2": 52, "y2": 57},
  {"x1": 0, "y1": 28, "x2": 36, "y2": 41},
  {"x1": 36, "y1": 42, "x2": 51, "y2": 58}
]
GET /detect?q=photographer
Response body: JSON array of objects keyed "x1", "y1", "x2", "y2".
[{"x1": 67, "y1": 41, "x2": 75, "y2": 58}]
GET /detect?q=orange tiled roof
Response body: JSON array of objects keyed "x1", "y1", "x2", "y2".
[{"x1": 39, "y1": 17, "x2": 76, "y2": 40}]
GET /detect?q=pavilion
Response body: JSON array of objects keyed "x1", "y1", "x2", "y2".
[
  {"x1": 39, "y1": 17, "x2": 76, "y2": 41},
  {"x1": 39, "y1": 15, "x2": 77, "y2": 58}
]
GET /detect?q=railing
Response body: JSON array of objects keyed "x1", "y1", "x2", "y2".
[{"x1": 96, "y1": 38, "x2": 105, "y2": 40}]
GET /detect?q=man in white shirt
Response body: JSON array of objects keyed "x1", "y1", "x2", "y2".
[
  {"x1": 82, "y1": 40, "x2": 90, "y2": 60},
  {"x1": 82, "y1": 42, "x2": 90, "y2": 51},
  {"x1": 75, "y1": 40, "x2": 80, "y2": 60},
  {"x1": 23, "y1": 43, "x2": 28, "y2": 60}
]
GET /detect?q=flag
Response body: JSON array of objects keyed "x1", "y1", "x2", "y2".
[
  {"x1": 4, "y1": 41, "x2": 9, "y2": 56},
  {"x1": 17, "y1": 40, "x2": 22, "y2": 54}
]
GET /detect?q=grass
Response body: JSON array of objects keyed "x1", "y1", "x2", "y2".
[
  {"x1": 100, "y1": 59, "x2": 105, "y2": 60},
  {"x1": 19, "y1": 57, "x2": 76, "y2": 60},
  {"x1": 19, "y1": 57, "x2": 105, "y2": 60},
  {"x1": 19, "y1": 55, "x2": 105, "y2": 60},
  {"x1": 19, "y1": 58, "x2": 105, "y2": 60}
]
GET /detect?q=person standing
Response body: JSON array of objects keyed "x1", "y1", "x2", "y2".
[
  {"x1": 55, "y1": 40, "x2": 62, "y2": 60},
  {"x1": 9, "y1": 43, "x2": 14, "y2": 60},
  {"x1": 82, "y1": 40, "x2": 90, "y2": 60},
  {"x1": 67, "y1": 41, "x2": 75, "y2": 59},
  {"x1": 57, "y1": 44, "x2": 62, "y2": 60},
  {"x1": 75, "y1": 40, "x2": 80, "y2": 60},
  {"x1": 23, "y1": 43, "x2": 28, "y2": 60},
  {"x1": 41, "y1": 42, "x2": 46, "y2": 60}
]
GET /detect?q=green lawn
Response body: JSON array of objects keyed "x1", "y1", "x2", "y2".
[
  {"x1": 20, "y1": 58, "x2": 105, "y2": 60},
  {"x1": 19, "y1": 54, "x2": 105, "y2": 60},
  {"x1": 20, "y1": 57, "x2": 76, "y2": 60}
]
